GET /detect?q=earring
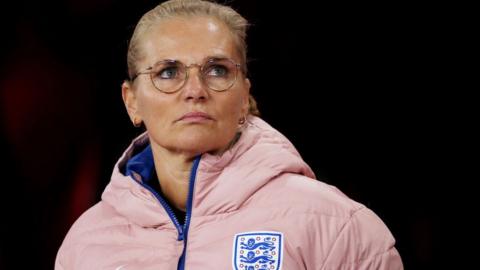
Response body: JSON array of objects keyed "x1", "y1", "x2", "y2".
[
  {"x1": 133, "y1": 117, "x2": 142, "y2": 127},
  {"x1": 238, "y1": 116, "x2": 246, "y2": 125}
]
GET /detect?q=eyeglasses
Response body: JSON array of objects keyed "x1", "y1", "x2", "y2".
[{"x1": 131, "y1": 58, "x2": 241, "y2": 93}]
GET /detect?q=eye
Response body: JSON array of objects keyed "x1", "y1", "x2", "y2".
[
  {"x1": 157, "y1": 66, "x2": 179, "y2": 79},
  {"x1": 205, "y1": 64, "x2": 229, "y2": 77}
]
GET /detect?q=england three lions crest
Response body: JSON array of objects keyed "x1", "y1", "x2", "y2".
[{"x1": 233, "y1": 231, "x2": 283, "y2": 270}]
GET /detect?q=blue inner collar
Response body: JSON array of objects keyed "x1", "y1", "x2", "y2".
[{"x1": 125, "y1": 144, "x2": 154, "y2": 183}]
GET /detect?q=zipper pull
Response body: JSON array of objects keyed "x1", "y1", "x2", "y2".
[{"x1": 178, "y1": 226, "x2": 184, "y2": 241}]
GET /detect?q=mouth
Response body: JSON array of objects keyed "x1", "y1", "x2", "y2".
[{"x1": 177, "y1": 111, "x2": 214, "y2": 123}]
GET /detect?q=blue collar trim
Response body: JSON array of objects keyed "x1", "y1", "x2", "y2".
[{"x1": 125, "y1": 144, "x2": 154, "y2": 183}]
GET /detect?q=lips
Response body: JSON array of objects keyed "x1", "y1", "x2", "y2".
[{"x1": 177, "y1": 111, "x2": 214, "y2": 122}]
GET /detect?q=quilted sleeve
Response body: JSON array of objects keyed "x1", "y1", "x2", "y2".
[{"x1": 320, "y1": 207, "x2": 403, "y2": 270}]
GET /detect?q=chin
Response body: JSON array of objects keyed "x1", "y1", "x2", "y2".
[
  {"x1": 175, "y1": 142, "x2": 223, "y2": 156},
  {"x1": 151, "y1": 126, "x2": 237, "y2": 155},
  {"x1": 174, "y1": 135, "x2": 229, "y2": 155}
]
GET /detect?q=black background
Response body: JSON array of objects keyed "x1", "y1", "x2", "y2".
[{"x1": 1, "y1": 0, "x2": 460, "y2": 269}]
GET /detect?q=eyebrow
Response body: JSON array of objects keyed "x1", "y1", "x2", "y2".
[
  {"x1": 150, "y1": 54, "x2": 235, "y2": 67},
  {"x1": 204, "y1": 54, "x2": 232, "y2": 61}
]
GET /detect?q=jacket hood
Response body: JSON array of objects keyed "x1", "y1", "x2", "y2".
[{"x1": 102, "y1": 116, "x2": 316, "y2": 227}]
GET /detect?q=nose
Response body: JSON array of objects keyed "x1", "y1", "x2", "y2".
[{"x1": 180, "y1": 64, "x2": 209, "y2": 101}]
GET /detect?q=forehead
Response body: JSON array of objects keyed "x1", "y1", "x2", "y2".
[{"x1": 140, "y1": 16, "x2": 239, "y2": 65}]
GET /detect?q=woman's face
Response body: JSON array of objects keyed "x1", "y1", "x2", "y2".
[{"x1": 123, "y1": 16, "x2": 250, "y2": 156}]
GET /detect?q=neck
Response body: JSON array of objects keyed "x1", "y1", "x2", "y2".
[
  {"x1": 149, "y1": 132, "x2": 241, "y2": 211},
  {"x1": 151, "y1": 145, "x2": 197, "y2": 212}
]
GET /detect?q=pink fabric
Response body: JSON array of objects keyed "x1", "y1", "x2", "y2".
[{"x1": 56, "y1": 116, "x2": 403, "y2": 269}]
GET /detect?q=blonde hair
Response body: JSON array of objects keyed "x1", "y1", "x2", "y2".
[{"x1": 127, "y1": 0, "x2": 259, "y2": 115}]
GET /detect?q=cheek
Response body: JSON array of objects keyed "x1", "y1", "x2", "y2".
[
  {"x1": 222, "y1": 90, "x2": 246, "y2": 116},
  {"x1": 137, "y1": 90, "x2": 171, "y2": 127},
  {"x1": 214, "y1": 92, "x2": 247, "y2": 139},
  {"x1": 216, "y1": 96, "x2": 243, "y2": 129}
]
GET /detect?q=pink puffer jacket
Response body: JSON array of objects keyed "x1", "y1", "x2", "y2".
[{"x1": 56, "y1": 116, "x2": 403, "y2": 270}]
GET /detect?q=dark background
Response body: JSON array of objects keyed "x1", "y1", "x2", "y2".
[{"x1": 1, "y1": 0, "x2": 458, "y2": 269}]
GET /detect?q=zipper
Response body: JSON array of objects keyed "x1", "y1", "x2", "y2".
[
  {"x1": 177, "y1": 156, "x2": 201, "y2": 270},
  {"x1": 135, "y1": 177, "x2": 185, "y2": 239},
  {"x1": 131, "y1": 155, "x2": 201, "y2": 268}
]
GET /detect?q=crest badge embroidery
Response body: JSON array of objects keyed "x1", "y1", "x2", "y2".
[{"x1": 232, "y1": 231, "x2": 283, "y2": 270}]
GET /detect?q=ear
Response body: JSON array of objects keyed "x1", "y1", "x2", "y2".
[
  {"x1": 241, "y1": 78, "x2": 251, "y2": 116},
  {"x1": 122, "y1": 80, "x2": 141, "y2": 123}
]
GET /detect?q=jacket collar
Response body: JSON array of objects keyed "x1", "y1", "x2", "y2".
[{"x1": 102, "y1": 116, "x2": 315, "y2": 227}]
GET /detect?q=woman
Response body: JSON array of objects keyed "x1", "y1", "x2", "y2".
[{"x1": 56, "y1": 0, "x2": 403, "y2": 269}]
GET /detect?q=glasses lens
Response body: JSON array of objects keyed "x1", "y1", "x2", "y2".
[
  {"x1": 150, "y1": 60, "x2": 186, "y2": 93},
  {"x1": 202, "y1": 58, "x2": 238, "y2": 91}
]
